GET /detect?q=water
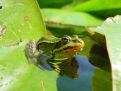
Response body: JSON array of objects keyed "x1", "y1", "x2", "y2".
[{"x1": 57, "y1": 55, "x2": 94, "y2": 91}]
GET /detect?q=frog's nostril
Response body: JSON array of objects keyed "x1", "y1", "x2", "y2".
[
  {"x1": 79, "y1": 40, "x2": 84, "y2": 47},
  {"x1": 80, "y1": 48, "x2": 83, "y2": 52}
]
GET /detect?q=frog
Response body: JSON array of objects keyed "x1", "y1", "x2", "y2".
[{"x1": 24, "y1": 35, "x2": 84, "y2": 69}]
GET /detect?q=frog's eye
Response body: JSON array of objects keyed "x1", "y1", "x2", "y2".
[{"x1": 62, "y1": 36, "x2": 71, "y2": 43}]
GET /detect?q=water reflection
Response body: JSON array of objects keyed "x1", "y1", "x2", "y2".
[
  {"x1": 37, "y1": 54, "x2": 112, "y2": 91},
  {"x1": 37, "y1": 54, "x2": 95, "y2": 91},
  {"x1": 89, "y1": 44, "x2": 111, "y2": 71},
  {"x1": 48, "y1": 57, "x2": 79, "y2": 78},
  {"x1": 57, "y1": 55, "x2": 94, "y2": 91}
]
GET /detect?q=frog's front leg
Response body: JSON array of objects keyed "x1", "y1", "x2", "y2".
[
  {"x1": 34, "y1": 54, "x2": 54, "y2": 70},
  {"x1": 24, "y1": 40, "x2": 40, "y2": 64}
]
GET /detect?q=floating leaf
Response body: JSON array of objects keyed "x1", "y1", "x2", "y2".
[
  {"x1": 0, "y1": 0, "x2": 46, "y2": 45},
  {"x1": 100, "y1": 15, "x2": 121, "y2": 91},
  {"x1": 0, "y1": 0, "x2": 58, "y2": 91}
]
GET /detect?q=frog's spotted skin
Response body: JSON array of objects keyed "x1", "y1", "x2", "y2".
[{"x1": 25, "y1": 35, "x2": 84, "y2": 68}]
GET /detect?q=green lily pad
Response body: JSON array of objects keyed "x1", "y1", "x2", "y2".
[
  {"x1": 0, "y1": 0, "x2": 58, "y2": 91},
  {"x1": 0, "y1": 0, "x2": 46, "y2": 45},
  {"x1": 85, "y1": 15, "x2": 121, "y2": 90},
  {"x1": 0, "y1": 45, "x2": 58, "y2": 91},
  {"x1": 100, "y1": 15, "x2": 121, "y2": 91}
]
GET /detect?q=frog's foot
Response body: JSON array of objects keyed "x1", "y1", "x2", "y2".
[{"x1": 24, "y1": 40, "x2": 39, "y2": 64}]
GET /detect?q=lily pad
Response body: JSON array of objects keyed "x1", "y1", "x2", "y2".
[
  {"x1": 0, "y1": 0, "x2": 58, "y2": 91},
  {"x1": 100, "y1": 15, "x2": 121, "y2": 91},
  {"x1": 84, "y1": 15, "x2": 121, "y2": 90},
  {"x1": 0, "y1": 0, "x2": 46, "y2": 45}
]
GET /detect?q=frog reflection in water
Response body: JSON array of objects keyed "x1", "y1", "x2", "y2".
[{"x1": 25, "y1": 35, "x2": 84, "y2": 78}]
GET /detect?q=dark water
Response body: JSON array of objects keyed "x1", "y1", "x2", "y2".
[
  {"x1": 57, "y1": 55, "x2": 94, "y2": 91},
  {"x1": 37, "y1": 54, "x2": 112, "y2": 91}
]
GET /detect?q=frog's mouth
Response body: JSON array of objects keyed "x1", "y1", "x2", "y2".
[
  {"x1": 53, "y1": 42, "x2": 84, "y2": 60},
  {"x1": 54, "y1": 42, "x2": 84, "y2": 53},
  {"x1": 64, "y1": 43, "x2": 84, "y2": 53}
]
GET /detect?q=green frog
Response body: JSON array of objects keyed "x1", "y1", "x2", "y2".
[{"x1": 24, "y1": 35, "x2": 84, "y2": 68}]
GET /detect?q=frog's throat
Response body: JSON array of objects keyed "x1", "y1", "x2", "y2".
[{"x1": 53, "y1": 42, "x2": 84, "y2": 52}]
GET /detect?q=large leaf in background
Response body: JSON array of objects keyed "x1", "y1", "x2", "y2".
[
  {"x1": 73, "y1": 0, "x2": 121, "y2": 11},
  {"x1": 42, "y1": 9, "x2": 103, "y2": 26},
  {"x1": 0, "y1": 0, "x2": 58, "y2": 91},
  {"x1": 100, "y1": 15, "x2": 121, "y2": 91},
  {"x1": 66, "y1": 0, "x2": 121, "y2": 18}
]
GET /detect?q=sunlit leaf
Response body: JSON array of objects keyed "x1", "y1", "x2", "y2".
[
  {"x1": 0, "y1": 0, "x2": 58, "y2": 91},
  {"x1": 42, "y1": 9, "x2": 103, "y2": 26},
  {"x1": 0, "y1": 0, "x2": 46, "y2": 45},
  {"x1": 100, "y1": 15, "x2": 121, "y2": 91},
  {"x1": 90, "y1": 15, "x2": 121, "y2": 91},
  {"x1": 86, "y1": 15, "x2": 121, "y2": 90}
]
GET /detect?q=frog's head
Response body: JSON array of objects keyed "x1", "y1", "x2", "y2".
[
  {"x1": 24, "y1": 35, "x2": 84, "y2": 68},
  {"x1": 53, "y1": 35, "x2": 84, "y2": 60}
]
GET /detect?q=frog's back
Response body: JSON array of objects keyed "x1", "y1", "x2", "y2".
[
  {"x1": 37, "y1": 36, "x2": 60, "y2": 44},
  {"x1": 36, "y1": 36, "x2": 61, "y2": 56}
]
